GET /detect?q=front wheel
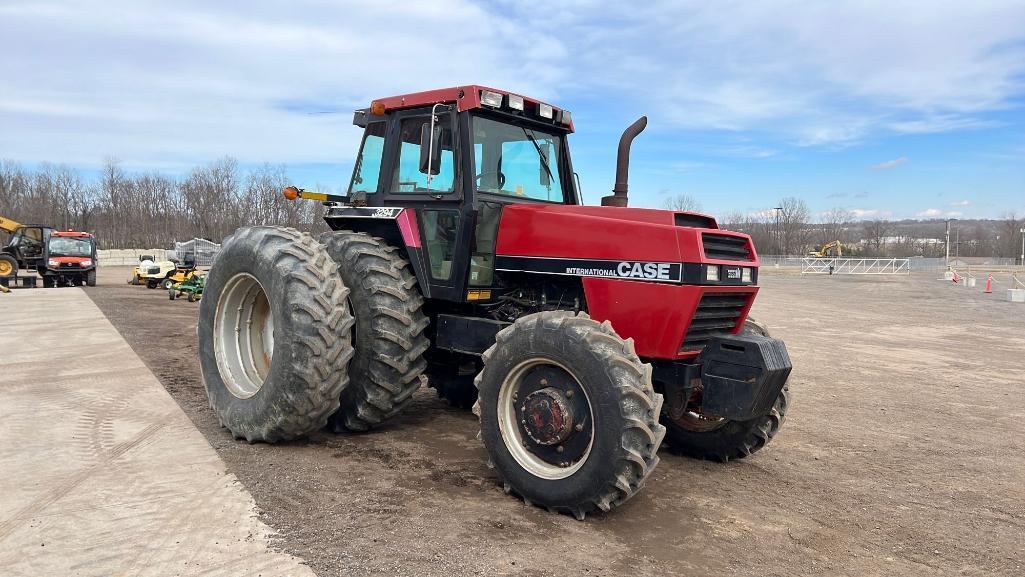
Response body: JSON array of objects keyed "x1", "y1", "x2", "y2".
[
  {"x1": 0, "y1": 254, "x2": 17, "y2": 279},
  {"x1": 86, "y1": 269, "x2": 96, "y2": 287},
  {"x1": 661, "y1": 317, "x2": 790, "y2": 461},
  {"x1": 474, "y1": 312, "x2": 665, "y2": 519}
]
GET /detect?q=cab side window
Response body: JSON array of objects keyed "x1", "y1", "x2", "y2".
[
  {"x1": 393, "y1": 116, "x2": 455, "y2": 193},
  {"x1": 349, "y1": 121, "x2": 385, "y2": 195}
]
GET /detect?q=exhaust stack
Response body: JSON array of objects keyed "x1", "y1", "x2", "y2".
[{"x1": 601, "y1": 116, "x2": 648, "y2": 207}]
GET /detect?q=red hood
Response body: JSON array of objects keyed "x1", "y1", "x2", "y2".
[{"x1": 494, "y1": 204, "x2": 755, "y2": 265}]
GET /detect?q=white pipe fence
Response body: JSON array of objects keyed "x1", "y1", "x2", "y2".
[{"x1": 801, "y1": 257, "x2": 911, "y2": 275}]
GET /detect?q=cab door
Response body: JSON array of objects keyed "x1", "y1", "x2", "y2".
[{"x1": 380, "y1": 107, "x2": 471, "y2": 302}]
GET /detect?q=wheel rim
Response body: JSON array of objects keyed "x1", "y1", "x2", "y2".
[
  {"x1": 214, "y1": 273, "x2": 275, "y2": 399},
  {"x1": 669, "y1": 385, "x2": 727, "y2": 432},
  {"x1": 0, "y1": 261, "x2": 11, "y2": 276},
  {"x1": 497, "y1": 358, "x2": 594, "y2": 480}
]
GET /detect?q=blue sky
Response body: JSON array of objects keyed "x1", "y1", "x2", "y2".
[{"x1": 1, "y1": 0, "x2": 1023, "y2": 220}]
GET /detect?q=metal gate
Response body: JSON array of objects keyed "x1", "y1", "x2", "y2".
[{"x1": 801, "y1": 257, "x2": 910, "y2": 275}]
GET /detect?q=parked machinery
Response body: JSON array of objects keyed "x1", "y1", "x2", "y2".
[{"x1": 1, "y1": 215, "x2": 97, "y2": 287}]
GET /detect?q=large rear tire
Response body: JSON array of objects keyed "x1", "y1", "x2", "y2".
[
  {"x1": 198, "y1": 226, "x2": 355, "y2": 442},
  {"x1": 661, "y1": 317, "x2": 790, "y2": 461},
  {"x1": 319, "y1": 231, "x2": 429, "y2": 432},
  {"x1": 474, "y1": 312, "x2": 665, "y2": 519}
]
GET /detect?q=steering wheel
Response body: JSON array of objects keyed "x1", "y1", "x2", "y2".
[{"x1": 474, "y1": 170, "x2": 506, "y2": 189}]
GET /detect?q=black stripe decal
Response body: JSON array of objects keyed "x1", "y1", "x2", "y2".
[{"x1": 495, "y1": 255, "x2": 683, "y2": 283}]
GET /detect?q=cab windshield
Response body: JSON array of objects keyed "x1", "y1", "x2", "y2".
[
  {"x1": 48, "y1": 236, "x2": 93, "y2": 257},
  {"x1": 472, "y1": 116, "x2": 566, "y2": 203}
]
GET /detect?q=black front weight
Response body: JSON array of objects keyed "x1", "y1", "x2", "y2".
[{"x1": 697, "y1": 334, "x2": 792, "y2": 421}]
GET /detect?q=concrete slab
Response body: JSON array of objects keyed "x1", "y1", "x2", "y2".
[{"x1": 0, "y1": 289, "x2": 315, "y2": 577}]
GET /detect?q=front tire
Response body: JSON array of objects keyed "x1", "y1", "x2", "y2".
[
  {"x1": 661, "y1": 317, "x2": 790, "y2": 461},
  {"x1": 474, "y1": 312, "x2": 665, "y2": 519},
  {"x1": 0, "y1": 254, "x2": 18, "y2": 279},
  {"x1": 86, "y1": 269, "x2": 97, "y2": 287},
  {"x1": 198, "y1": 226, "x2": 356, "y2": 442},
  {"x1": 319, "y1": 231, "x2": 429, "y2": 432}
]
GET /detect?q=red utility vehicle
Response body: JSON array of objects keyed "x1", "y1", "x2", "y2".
[{"x1": 197, "y1": 86, "x2": 792, "y2": 519}]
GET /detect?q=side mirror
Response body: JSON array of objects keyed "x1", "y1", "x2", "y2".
[{"x1": 419, "y1": 122, "x2": 442, "y2": 175}]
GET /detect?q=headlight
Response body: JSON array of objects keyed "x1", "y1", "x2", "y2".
[
  {"x1": 80, "y1": 259, "x2": 93, "y2": 267},
  {"x1": 706, "y1": 265, "x2": 719, "y2": 282},
  {"x1": 47, "y1": 259, "x2": 59, "y2": 267},
  {"x1": 742, "y1": 267, "x2": 752, "y2": 283}
]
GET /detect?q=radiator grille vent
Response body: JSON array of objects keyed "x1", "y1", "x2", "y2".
[
  {"x1": 680, "y1": 293, "x2": 748, "y2": 352},
  {"x1": 702, "y1": 233, "x2": 751, "y2": 261}
]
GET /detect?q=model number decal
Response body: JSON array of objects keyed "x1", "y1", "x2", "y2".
[{"x1": 726, "y1": 267, "x2": 741, "y2": 279}]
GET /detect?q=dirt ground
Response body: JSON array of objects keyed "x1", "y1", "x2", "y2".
[{"x1": 84, "y1": 267, "x2": 1025, "y2": 577}]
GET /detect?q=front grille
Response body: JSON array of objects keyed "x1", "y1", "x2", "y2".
[
  {"x1": 145, "y1": 266, "x2": 160, "y2": 275},
  {"x1": 60, "y1": 263, "x2": 79, "y2": 268},
  {"x1": 680, "y1": 293, "x2": 749, "y2": 352},
  {"x1": 702, "y1": 233, "x2": 751, "y2": 261}
]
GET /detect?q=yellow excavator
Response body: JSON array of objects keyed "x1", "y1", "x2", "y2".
[{"x1": 808, "y1": 240, "x2": 844, "y2": 258}]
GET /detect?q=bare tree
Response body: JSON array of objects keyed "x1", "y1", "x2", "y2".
[
  {"x1": 816, "y1": 208, "x2": 855, "y2": 246},
  {"x1": 776, "y1": 197, "x2": 810, "y2": 255},
  {"x1": 997, "y1": 213, "x2": 1022, "y2": 259},
  {"x1": 662, "y1": 194, "x2": 701, "y2": 212},
  {"x1": 861, "y1": 220, "x2": 892, "y2": 256}
]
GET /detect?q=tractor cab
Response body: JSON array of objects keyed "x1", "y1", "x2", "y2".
[{"x1": 317, "y1": 86, "x2": 579, "y2": 301}]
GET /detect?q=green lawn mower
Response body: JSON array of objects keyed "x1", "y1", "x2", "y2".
[{"x1": 168, "y1": 273, "x2": 204, "y2": 302}]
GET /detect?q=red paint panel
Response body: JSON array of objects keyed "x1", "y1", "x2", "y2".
[
  {"x1": 496, "y1": 204, "x2": 683, "y2": 262},
  {"x1": 582, "y1": 278, "x2": 758, "y2": 359},
  {"x1": 396, "y1": 208, "x2": 421, "y2": 248}
]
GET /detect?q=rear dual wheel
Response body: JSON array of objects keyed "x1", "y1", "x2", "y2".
[
  {"x1": 199, "y1": 226, "x2": 355, "y2": 442},
  {"x1": 318, "y1": 231, "x2": 429, "y2": 432},
  {"x1": 474, "y1": 312, "x2": 665, "y2": 519}
]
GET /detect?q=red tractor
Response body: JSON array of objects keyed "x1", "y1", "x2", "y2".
[{"x1": 198, "y1": 86, "x2": 791, "y2": 519}]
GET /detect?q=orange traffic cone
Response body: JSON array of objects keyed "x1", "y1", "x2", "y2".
[{"x1": 984, "y1": 274, "x2": 993, "y2": 293}]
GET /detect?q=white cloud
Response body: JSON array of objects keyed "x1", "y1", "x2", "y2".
[
  {"x1": 917, "y1": 208, "x2": 962, "y2": 218},
  {"x1": 950, "y1": 199, "x2": 972, "y2": 207},
  {"x1": 850, "y1": 208, "x2": 891, "y2": 219},
  {"x1": 0, "y1": 0, "x2": 568, "y2": 171},
  {"x1": 1, "y1": 0, "x2": 1025, "y2": 172},
  {"x1": 872, "y1": 157, "x2": 908, "y2": 171}
]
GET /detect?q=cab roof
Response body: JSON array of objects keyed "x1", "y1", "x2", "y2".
[
  {"x1": 368, "y1": 85, "x2": 574, "y2": 132},
  {"x1": 51, "y1": 230, "x2": 94, "y2": 238}
]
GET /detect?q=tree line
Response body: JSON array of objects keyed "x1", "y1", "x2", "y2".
[
  {"x1": 0, "y1": 158, "x2": 327, "y2": 249},
  {"x1": 665, "y1": 194, "x2": 1023, "y2": 259},
  {"x1": 2, "y1": 159, "x2": 1021, "y2": 260}
]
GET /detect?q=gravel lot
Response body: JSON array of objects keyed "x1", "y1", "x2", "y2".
[{"x1": 86, "y1": 267, "x2": 1025, "y2": 577}]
